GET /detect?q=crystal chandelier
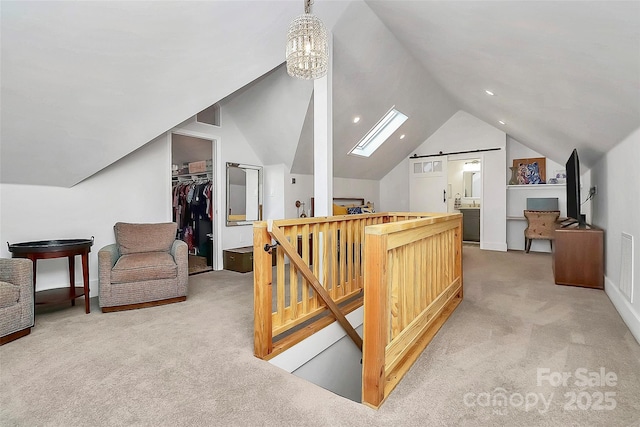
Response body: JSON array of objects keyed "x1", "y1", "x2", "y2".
[{"x1": 286, "y1": 0, "x2": 328, "y2": 80}]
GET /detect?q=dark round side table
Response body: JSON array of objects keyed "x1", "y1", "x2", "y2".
[{"x1": 8, "y1": 238, "x2": 94, "y2": 314}]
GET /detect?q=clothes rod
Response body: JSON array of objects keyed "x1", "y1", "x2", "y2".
[{"x1": 409, "y1": 147, "x2": 502, "y2": 159}]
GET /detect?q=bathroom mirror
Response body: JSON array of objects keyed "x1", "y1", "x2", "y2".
[
  {"x1": 226, "y1": 162, "x2": 263, "y2": 226},
  {"x1": 463, "y1": 171, "x2": 481, "y2": 199}
]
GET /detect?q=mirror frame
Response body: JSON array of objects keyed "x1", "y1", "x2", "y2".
[{"x1": 226, "y1": 162, "x2": 263, "y2": 226}]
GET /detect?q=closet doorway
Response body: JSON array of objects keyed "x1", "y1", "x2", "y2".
[{"x1": 171, "y1": 133, "x2": 217, "y2": 275}]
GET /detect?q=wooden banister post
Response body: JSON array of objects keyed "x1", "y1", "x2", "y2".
[
  {"x1": 362, "y1": 230, "x2": 388, "y2": 408},
  {"x1": 253, "y1": 222, "x2": 273, "y2": 358}
]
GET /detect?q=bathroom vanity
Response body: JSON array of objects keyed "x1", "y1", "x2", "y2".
[{"x1": 459, "y1": 206, "x2": 480, "y2": 242}]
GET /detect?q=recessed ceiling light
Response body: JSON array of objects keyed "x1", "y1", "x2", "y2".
[
  {"x1": 498, "y1": 120, "x2": 506, "y2": 125},
  {"x1": 353, "y1": 116, "x2": 360, "y2": 124},
  {"x1": 400, "y1": 134, "x2": 406, "y2": 140},
  {"x1": 485, "y1": 90, "x2": 495, "y2": 96}
]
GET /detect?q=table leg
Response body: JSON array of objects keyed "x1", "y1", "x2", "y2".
[
  {"x1": 68, "y1": 256, "x2": 76, "y2": 306},
  {"x1": 82, "y1": 252, "x2": 90, "y2": 314}
]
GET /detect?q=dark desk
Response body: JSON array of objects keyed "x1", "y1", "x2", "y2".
[
  {"x1": 552, "y1": 224, "x2": 603, "y2": 289},
  {"x1": 8, "y1": 238, "x2": 93, "y2": 313}
]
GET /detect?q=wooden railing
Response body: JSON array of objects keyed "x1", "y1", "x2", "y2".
[
  {"x1": 362, "y1": 213, "x2": 463, "y2": 408},
  {"x1": 253, "y1": 212, "x2": 462, "y2": 408},
  {"x1": 254, "y1": 213, "x2": 401, "y2": 358}
]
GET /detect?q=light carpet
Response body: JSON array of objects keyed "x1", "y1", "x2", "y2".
[{"x1": 1, "y1": 247, "x2": 639, "y2": 426}]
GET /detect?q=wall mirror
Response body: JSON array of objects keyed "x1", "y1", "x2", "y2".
[
  {"x1": 226, "y1": 162, "x2": 263, "y2": 226},
  {"x1": 463, "y1": 169, "x2": 481, "y2": 199}
]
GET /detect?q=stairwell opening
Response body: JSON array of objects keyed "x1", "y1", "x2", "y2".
[{"x1": 269, "y1": 307, "x2": 364, "y2": 403}]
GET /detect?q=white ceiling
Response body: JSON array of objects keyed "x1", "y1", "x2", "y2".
[
  {"x1": 2, "y1": 1, "x2": 638, "y2": 187},
  {"x1": 366, "y1": 0, "x2": 640, "y2": 168}
]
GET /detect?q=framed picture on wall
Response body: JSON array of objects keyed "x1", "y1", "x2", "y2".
[{"x1": 513, "y1": 157, "x2": 546, "y2": 184}]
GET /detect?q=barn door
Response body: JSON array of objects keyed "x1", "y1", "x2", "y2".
[{"x1": 409, "y1": 156, "x2": 448, "y2": 213}]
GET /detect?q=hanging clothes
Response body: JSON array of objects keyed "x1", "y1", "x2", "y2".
[{"x1": 172, "y1": 177, "x2": 213, "y2": 254}]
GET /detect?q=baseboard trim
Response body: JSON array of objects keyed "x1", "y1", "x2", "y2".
[
  {"x1": 605, "y1": 276, "x2": 640, "y2": 345},
  {"x1": 480, "y1": 241, "x2": 508, "y2": 252}
]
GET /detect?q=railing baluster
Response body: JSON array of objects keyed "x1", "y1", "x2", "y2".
[
  {"x1": 331, "y1": 221, "x2": 338, "y2": 301},
  {"x1": 289, "y1": 225, "x2": 299, "y2": 320},
  {"x1": 321, "y1": 222, "x2": 329, "y2": 298},
  {"x1": 339, "y1": 220, "x2": 346, "y2": 298}
]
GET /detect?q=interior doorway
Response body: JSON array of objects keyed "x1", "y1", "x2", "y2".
[
  {"x1": 171, "y1": 133, "x2": 217, "y2": 275},
  {"x1": 447, "y1": 156, "x2": 482, "y2": 244}
]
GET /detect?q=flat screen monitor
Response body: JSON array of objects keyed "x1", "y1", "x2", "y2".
[{"x1": 565, "y1": 149, "x2": 585, "y2": 225}]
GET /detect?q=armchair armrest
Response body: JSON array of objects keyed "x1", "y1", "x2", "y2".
[
  {"x1": 0, "y1": 258, "x2": 33, "y2": 305},
  {"x1": 98, "y1": 244, "x2": 119, "y2": 289},
  {"x1": 171, "y1": 240, "x2": 188, "y2": 296}
]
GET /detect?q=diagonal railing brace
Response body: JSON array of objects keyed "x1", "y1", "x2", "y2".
[{"x1": 268, "y1": 222, "x2": 363, "y2": 352}]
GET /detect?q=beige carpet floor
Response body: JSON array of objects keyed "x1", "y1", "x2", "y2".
[
  {"x1": 1, "y1": 247, "x2": 639, "y2": 426},
  {"x1": 188, "y1": 255, "x2": 212, "y2": 275}
]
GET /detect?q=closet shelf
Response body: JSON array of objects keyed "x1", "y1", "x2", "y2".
[{"x1": 172, "y1": 171, "x2": 213, "y2": 181}]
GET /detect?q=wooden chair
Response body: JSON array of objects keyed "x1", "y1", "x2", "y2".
[{"x1": 524, "y1": 210, "x2": 560, "y2": 253}]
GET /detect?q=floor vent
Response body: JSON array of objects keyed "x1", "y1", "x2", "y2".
[{"x1": 620, "y1": 232, "x2": 634, "y2": 303}]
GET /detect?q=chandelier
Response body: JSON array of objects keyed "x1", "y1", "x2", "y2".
[{"x1": 285, "y1": 0, "x2": 328, "y2": 80}]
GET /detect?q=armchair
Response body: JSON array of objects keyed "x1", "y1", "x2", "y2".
[
  {"x1": 98, "y1": 222, "x2": 188, "y2": 312},
  {"x1": 524, "y1": 210, "x2": 560, "y2": 253},
  {"x1": 0, "y1": 258, "x2": 34, "y2": 345}
]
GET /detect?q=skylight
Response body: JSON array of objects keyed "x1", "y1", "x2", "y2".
[{"x1": 348, "y1": 106, "x2": 408, "y2": 158}]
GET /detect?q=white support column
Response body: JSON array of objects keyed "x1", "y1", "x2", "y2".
[{"x1": 313, "y1": 34, "x2": 333, "y2": 217}]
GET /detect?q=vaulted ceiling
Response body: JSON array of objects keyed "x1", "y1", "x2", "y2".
[{"x1": 2, "y1": 1, "x2": 638, "y2": 187}]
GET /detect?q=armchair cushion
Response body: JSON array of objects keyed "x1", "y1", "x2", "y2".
[
  {"x1": 114, "y1": 222, "x2": 177, "y2": 255},
  {"x1": 111, "y1": 252, "x2": 178, "y2": 283},
  {"x1": 0, "y1": 281, "x2": 20, "y2": 309}
]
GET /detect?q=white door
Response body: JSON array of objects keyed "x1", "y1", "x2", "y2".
[{"x1": 409, "y1": 156, "x2": 448, "y2": 213}]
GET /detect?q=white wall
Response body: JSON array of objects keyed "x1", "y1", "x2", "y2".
[
  {"x1": 285, "y1": 173, "x2": 380, "y2": 219},
  {"x1": 292, "y1": 323, "x2": 363, "y2": 402},
  {"x1": 269, "y1": 307, "x2": 364, "y2": 402},
  {"x1": 286, "y1": 173, "x2": 314, "y2": 219},
  {"x1": 591, "y1": 127, "x2": 640, "y2": 343},
  {"x1": 0, "y1": 135, "x2": 172, "y2": 296},
  {"x1": 380, "y1": 158, "x2": 410, "y2": 212},
  {"x1": 406, "y1": 110, "x2": 507, "y2": 251},
  {"x1": 333, "y1": 177, "x2": 379, "y2": 211},
  {"x1": 264, "y1": 164, "x2": 286, "y2": 220}
]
